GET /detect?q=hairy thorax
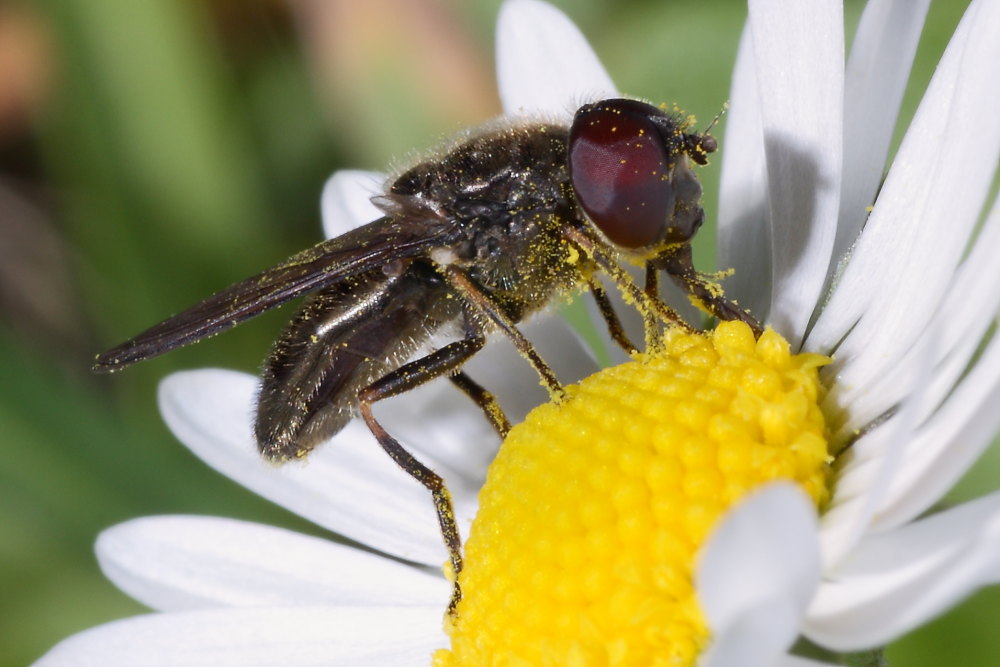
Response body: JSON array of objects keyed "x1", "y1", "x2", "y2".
[{"x1": 380, "y1": 121, "x2": 590, "y2": 322}]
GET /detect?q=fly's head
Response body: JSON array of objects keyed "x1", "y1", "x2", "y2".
[{"x1": 567, "y1": 98, "x2": 717, "y2": 258}]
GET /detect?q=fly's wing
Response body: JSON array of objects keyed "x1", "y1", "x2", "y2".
[{"x1": 94, "y1": 216, "x2": 455, "y2": 372}]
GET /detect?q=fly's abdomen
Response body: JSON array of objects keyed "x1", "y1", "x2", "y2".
[{"x1": 255, "y1": 265, "x2": 455, "y2": 461}]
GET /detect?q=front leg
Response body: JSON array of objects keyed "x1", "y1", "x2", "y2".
[
  {"x1": 562, "y1": 225, "x2": 691, "y2": 350},
  {"x1": 655, "y1": 245, "x2": 763, "y2": 336},
  {"x1": 588, "y1": 278, "x2": 639, "y2": 356}
]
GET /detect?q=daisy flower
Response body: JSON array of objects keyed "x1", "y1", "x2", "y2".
[{"x1": 35, "y1": 0, "x2": 1000, "y2": 665}]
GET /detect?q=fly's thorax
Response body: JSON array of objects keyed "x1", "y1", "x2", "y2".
[
  {"x1": 386, "y1": 120, "x2": 574, "y2": 226},
  {"x1": 384, "y1": 120, "x2": 590, "y2": 322},
  {"x1": 474, "y1": 211, "x2": 594, "y2": 323}
]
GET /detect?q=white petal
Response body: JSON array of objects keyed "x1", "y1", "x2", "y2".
[
  {"x1": 805, "y1": 492, "x2": 1000, "y2": 650},
  {"x1": 748, "y1": 0, "x2": 844, "y2": 344},
  {"x1": 825, "y1": 191, "x2": 1000, "y2": 442},
  {"x1": 808, "y1": 0, "x2": 1000, "y2": 378},
  {"x1": 717, "y1": 23, "x2": 772, "y2": 322},
  {"x1": 818, "y1": 327, "x2": 934, "y2": 568},
  {"x1": 697, "y1": 484, "x2": 821, "y2": 667},
  {"x1": 96, "y1": 516, "x2": 448, "y2": 612},
  {"x1": 320, "y1": 170, "x2": 386, "y2": 239},
  {"x1": 157, "y1": 370, "x2": 454, "y2": 567},
  {"x1": 871, "y1": 327, "x2": 1000, "y2": 529},
  {"x1": 903, "y1": 193, "x2": 1000, "y2": 413},
  {"x1": 832, "y1": 0, "x2": 930, "y2": 266},
  {"x1": 33, "y1": 606, "x2": 444, "y2": 667},
  {"x1": 496, "y1": 0, "x2": 615, "y2": 120}
]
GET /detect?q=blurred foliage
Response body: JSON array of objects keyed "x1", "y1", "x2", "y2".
[{"x1": 0, "y1": 0, "x2": 993, "y2": 664}]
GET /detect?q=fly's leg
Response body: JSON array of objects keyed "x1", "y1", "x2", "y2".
[
  {"x1": 644, "y1": 260, "x2": 659, "y2": 301},
  {"x1": 588, "y1": 278, "x2": 639, "y2": 356},
  {"x1": 450, "y1": 371, "x2": 511, "y2": 438},
  {"x1": 358, "y1": 333, "x2": 487, "y2": 614},
  {"x1": 439, "y1": 264, "x2": 564, "y2": 401},
  {"x1": 562, "y1": 225, "x2": 691, "y2": 350},
  {"x1": 449, "y1": 315, "x2": 511, "y2": 438},
  {"x1": 655, "y1": 245, "x2": 763, "y2": 336}
]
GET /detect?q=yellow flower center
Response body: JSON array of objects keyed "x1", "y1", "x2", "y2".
[{"x1": 434, "y1": 321, "x2": 831, "y2": 667}]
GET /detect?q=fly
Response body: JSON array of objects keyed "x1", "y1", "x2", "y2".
[{"x1": 94, "y1": 98, "x2": 761, "y2": 608}]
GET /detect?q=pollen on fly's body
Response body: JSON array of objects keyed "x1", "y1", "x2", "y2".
[{"x1": 92, "y1": 97, "x2": 760, "y2": 610}]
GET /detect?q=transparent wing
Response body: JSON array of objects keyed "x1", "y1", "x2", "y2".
[{"x1": 94, "y1": 216, "x2": 454, "y2": 371}]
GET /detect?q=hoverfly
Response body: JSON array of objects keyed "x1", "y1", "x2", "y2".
[{"x1": 94, "y1": 98, "x2": 760, "y2": 606}]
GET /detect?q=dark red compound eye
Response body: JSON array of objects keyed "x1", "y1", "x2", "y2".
[{"x1": 569, "y1": 99, "x2": 684, "y2": 249}]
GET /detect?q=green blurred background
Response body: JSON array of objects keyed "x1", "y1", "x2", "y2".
[{"x1": 1, "y1": 0, "x2": 995, "y2": 664}]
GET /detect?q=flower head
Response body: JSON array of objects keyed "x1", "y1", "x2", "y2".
[
  {"x1": 437, "y1": 322, "x2": 832, "y2": 665},
  {"x1": 35, "y1": 0, "x2": 1000, "y2": 665}
]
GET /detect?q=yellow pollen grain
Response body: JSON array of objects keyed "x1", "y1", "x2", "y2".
[{"x1": 434, "y1": 321, "x2": 831, "y2": 667}]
